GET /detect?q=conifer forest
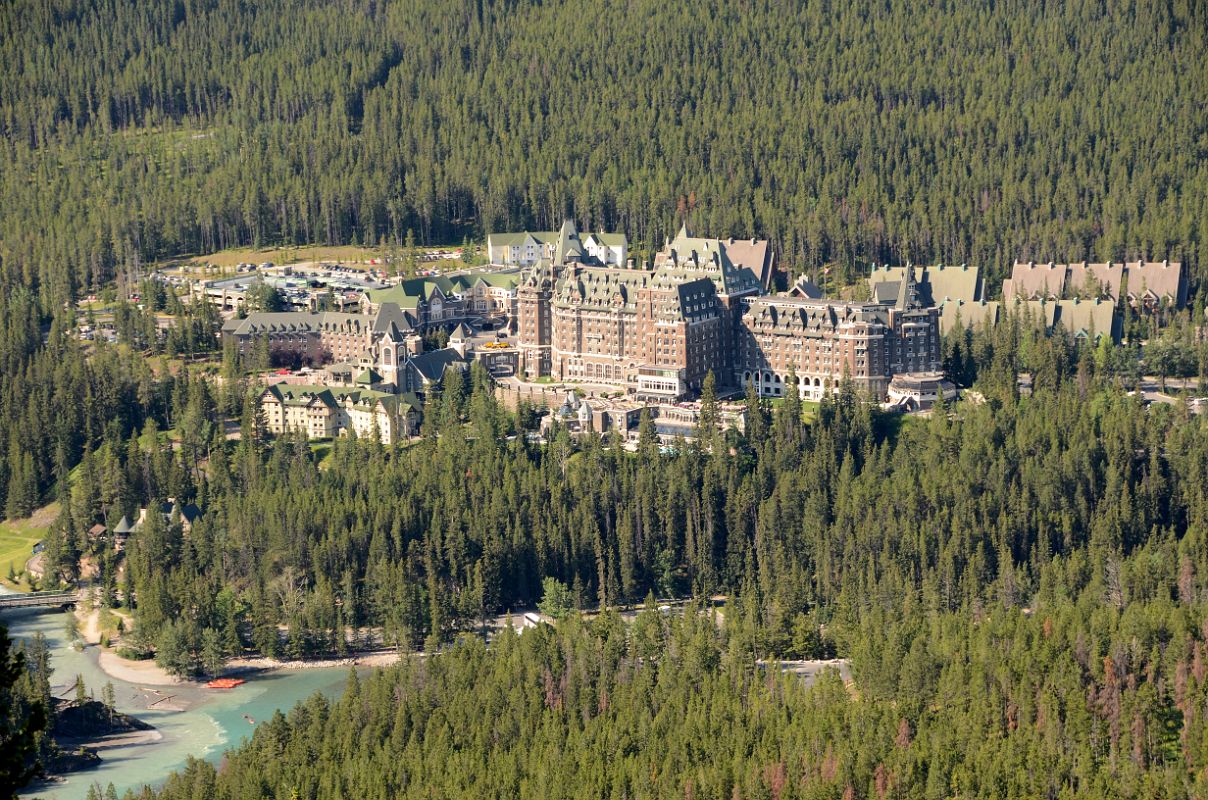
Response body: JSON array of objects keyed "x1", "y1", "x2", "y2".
[{"x1": 2, "y1": 0, "x2": 1208, "y2": 798}]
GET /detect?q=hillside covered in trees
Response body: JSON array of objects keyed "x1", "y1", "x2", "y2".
[
  {"x1": 0, "y1": 324, "x2": 1200, "y2": 797},
  {"x1": 4, "y1": 0, "x2": 1208, "y2": 797},
  {"x1": 73, "y1": 327, "x2": 1205, "y2": 799},
  {"x1": 1, "y1": 0, "x2": 1205, "y2": 550},
  {"x1": 140, "y1": 565, "x2": 1208, "y2": 800},
  {"x1": 1, "y1": 0, "x2": 1206, "y2": 306}
]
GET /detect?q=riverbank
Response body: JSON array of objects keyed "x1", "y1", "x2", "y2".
[
  {"x1": 5, "y1": 607, "x2": 362, "y2": 800},
  {"x1": 74, "y1": 604, "x2": 182, "y2": 687},
  {"x1": 90, "y1": 638, "x2": 402, "y2": 687},
  {"x1": 76, "y1": 595, "x2": 404, "y2": 682},
  {"x1": 96, "y1": 650, "x2": 182, "y2": 687}
]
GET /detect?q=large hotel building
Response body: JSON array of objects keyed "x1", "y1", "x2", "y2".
[{"x1": 513, "y1": 221, "x2": 940, "y2": 400}]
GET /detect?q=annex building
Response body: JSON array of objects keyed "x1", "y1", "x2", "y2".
[
  {"x1": 1001, "y1": 260, "x2": 1186, "y2": 309},
  {"x1": 361, "y1": 271, "x2": 521, "y2": 324},
  {"x1": 222, "y1": 304, "x2": 419, "y2": 365},
  {"x1": 488, "y1": 228, "x2": 627, "y2": 268},
  {"x1": 259, "y1": 383, "x2": 421, "y2": 445}
]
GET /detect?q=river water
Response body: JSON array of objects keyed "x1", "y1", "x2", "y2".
[{"x1": 1, "y1": 600, "x2": 356, "y2": 799}]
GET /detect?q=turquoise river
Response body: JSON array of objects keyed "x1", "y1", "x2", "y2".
[{"x1": 1, "y1": 595, "x2": 358, "y2": 800}]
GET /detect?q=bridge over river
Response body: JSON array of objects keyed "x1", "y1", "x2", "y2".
[{"x1": 0, "y1": 590, "x2": 78, "y2": 611}]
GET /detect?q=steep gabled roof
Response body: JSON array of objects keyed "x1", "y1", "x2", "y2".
[
  {"x1": 472, "y1": 272, "x2": 522, "y2": 289},
  {"x1": 939, "y1": 299, "x2": 1000, "y2": 334},
  {"x1": 923, "y1": 264, "x2": 981, "y2": 304},
  {"x1": 224, "y1": 311, "x2": 374, "y2": 337},
  {"x1": 169, "y1": 502, "x2": 202, "y2": 524},
  {"x1": 554, "y1": 219, "x2": 585, "y2": 265},
  {"x1": 1066, "y1": 262, "x2": 1124, "y2": 300},
  {"x1": 868, "y1": 264, "x2": 981, "y2": 307},
  {"x1": 397, "y1": 392, "x2": 423, "y2": 413},
  {"x1": 871, "y1": 279, "x2": 901, "y2": 305},
  {"x1": 372, "y1": 302, "x2": 415, "y2": 335},
  {"x1": 489, "y1": 231, "x2": 559, "y2": 247},
  {"x1": 1005, "y1": 262, "x2": 1069, "y2": 301},
  {"x1": 265, "y1": 383, "x2": 397, "y2": 411},
  {"x1": 1125, "y1": 260, "x2": 1185, "y2": 305},
  {"x1": 554, "y1": 266, "x2": 649, "y2": 310},
  {"x1": 1055, "y1": 298, "x2": 1116, "y2": 339},
  {"x1": 789, "y1": 275, "x2": 824, "y2": 299},
  {"x1": 355, "y1": 368, "x2": 383, "y2": 385},
  {"x1": 655, "y1": 229, "x2": 763, "y2": 297},
  {"x1": 409, "y1": 349, "x2": 466, "y2": 382},
  {"x1": 584, "y1": 232, "x2": 627, "y2": 248}
]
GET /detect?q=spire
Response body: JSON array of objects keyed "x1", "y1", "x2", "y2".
[{"x1": 555, "y1": 219, "x2": 583, "y2": 265}]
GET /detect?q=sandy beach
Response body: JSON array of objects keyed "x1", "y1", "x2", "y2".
[
  {"x1": 96, "y1": 650, "x2": 182, "y2": 687},
  {"x1": 74, "y1": 604, "x2": 181, "y2": 687},
  {"x1": 75, "y1": 602, "x2": 403, "y2": 689},
  {"x1": 58, "y1": 728, "x2": 165, "y2": 750}
]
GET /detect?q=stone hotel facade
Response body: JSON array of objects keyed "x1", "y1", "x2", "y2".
[{"x1": 515, "y1": 222, "x2": 940, "y2": 400}]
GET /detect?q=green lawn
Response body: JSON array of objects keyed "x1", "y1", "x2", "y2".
[
  {"x1": 0, "y1": 512, "x2": 54, "y2": 591},
  {"x1": 309, "y1": 441, "x2": 334, "y2": 465},
  {"x1": 138, "y1": 425, "x2": 181, "y2": 451},
  {"x1": 765, "y1": 397, "x2": 820, "y2": 423},
  {"x1": 154, "y1": 242, "x2": 469, "y2": 276}
]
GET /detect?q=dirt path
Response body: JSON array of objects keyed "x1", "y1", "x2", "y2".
[
  {"x1": 225, "y1": 650, "x2": 402, "y2": 673},
  {"x1": 76, "y1": 601, "x2": 182, "y2": 687}
]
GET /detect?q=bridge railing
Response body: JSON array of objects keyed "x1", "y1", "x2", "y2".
[{"x1": 0, "y1": 591, "x2": 78, "y2": 609}]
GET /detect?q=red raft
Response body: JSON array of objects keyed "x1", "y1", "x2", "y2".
[{"x1": 206, "y1": 678, "x2": 246, "y2": 689}]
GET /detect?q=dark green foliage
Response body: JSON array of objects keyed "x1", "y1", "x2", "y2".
[
  {"x1": 0, "y1": 625, "x2": 47, "y2": 797},
  {"x1": 2, "y1": 0, "x2": 1208, "y2": 793},
  {"x1": 148, "y1": 594, "x2": 1208, "y2": 800},
  {"x1": 537, "y1": 577, "x2": 574, "y2": 620},
  {"x1": 0, "y1": 0, "x2": 1205, "y2": 312}
]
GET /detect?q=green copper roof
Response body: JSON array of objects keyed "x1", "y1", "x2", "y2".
[{"x1": 365, "y1": 285, "x2": 422, "y2": 309}]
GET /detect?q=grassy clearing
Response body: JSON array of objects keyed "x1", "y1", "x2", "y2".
[
  {"x1": 765, "y1": 397, "x2": 821, "y2": 423},
  {"x1": 0, "y1": 503, "x2": 59, "y2": 591},
  {"x1": 97, "y1": 607, "x2": 127, "y2": 643},
  {"x1": 309, "y1": 441, "x2": 334, "y2": 465},
  {"x1": 138, "y1": 426, "x2": 180, "y2": 451},
  {"x1": 156, "y1": 243, "x2": 467, "y2": 276}
]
